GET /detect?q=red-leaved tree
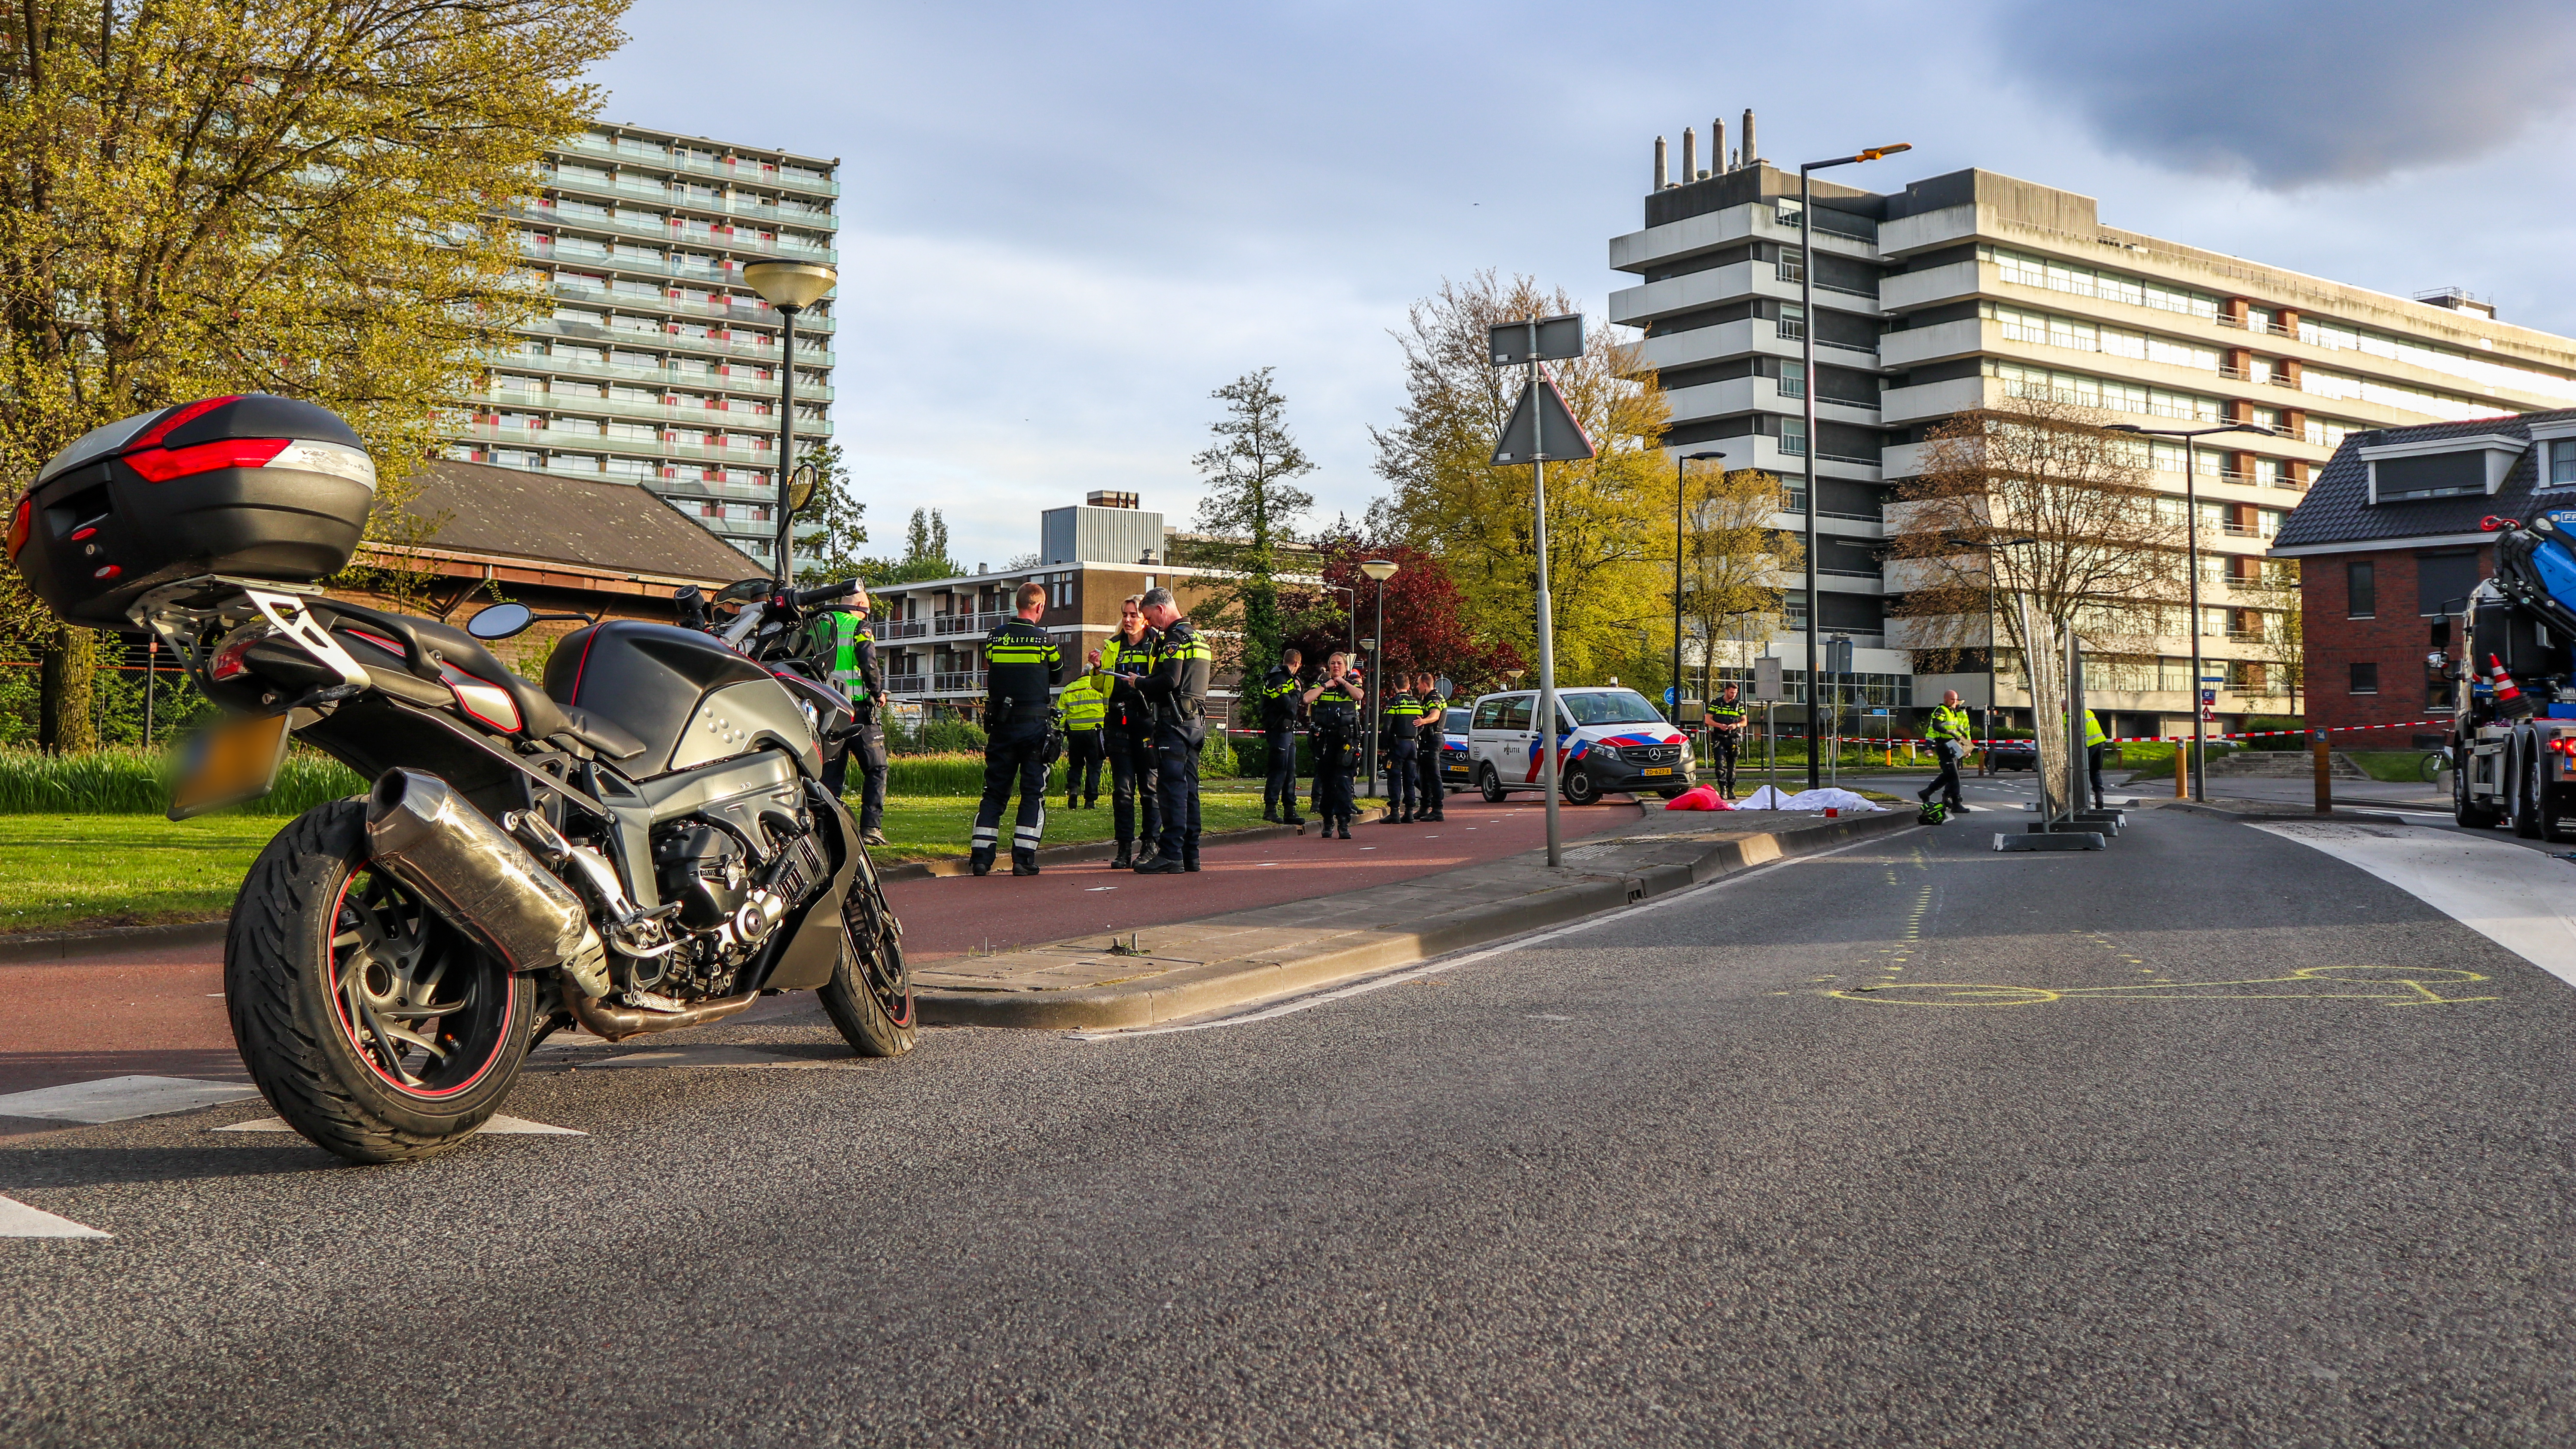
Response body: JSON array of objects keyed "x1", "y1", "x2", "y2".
[{"x1": 1281, "y1": 529, "x2": 1521, "y2": 693}]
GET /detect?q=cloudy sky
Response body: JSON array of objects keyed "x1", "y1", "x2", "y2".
[{"x1": 592, "y1": 0, "x2": 2576, "y2": 570}]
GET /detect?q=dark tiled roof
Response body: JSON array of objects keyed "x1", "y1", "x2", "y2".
[
  {"x1": 390, "y1": 460, "x2": 767, "y2": 583},
  {"x1": 2274, "y1": 408, "x2": 2576, "y2": 551}
]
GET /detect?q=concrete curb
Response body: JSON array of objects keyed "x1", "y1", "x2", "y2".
[
  {"x1": 2166, "y1": 799, "x2": 2433, "y2": 825},
  {"x1": 916, "y1": 808, "x2": 1917, "y2": 1031},
  {"x1": 0, "y1": 918, "x2": 229, "y2": 964},
  {"x1": 873, "y1": 802, "x2": 1399, "y2": 882}
]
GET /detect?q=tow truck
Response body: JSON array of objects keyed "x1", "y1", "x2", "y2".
[{"x1": 2447, "y1": 509, "x2": 2576, "y2": 840}]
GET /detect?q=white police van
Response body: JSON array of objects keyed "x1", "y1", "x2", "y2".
[{"x1": 1466, "y1": 686, "x2": 1694, "y2": 804}]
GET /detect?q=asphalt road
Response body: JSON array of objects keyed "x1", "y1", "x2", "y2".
[{"x1": 5, "y1": 804, "x2": 2573, "y2": 1444}]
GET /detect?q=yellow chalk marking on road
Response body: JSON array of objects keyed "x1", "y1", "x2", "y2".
[{"x1": 1828, "y1": 964, "x2": 2497, "y2": 1008}]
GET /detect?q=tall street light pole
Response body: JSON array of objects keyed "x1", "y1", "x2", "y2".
[
  {"x1": 1797, "y1": 140, "x2": 1909, "y2": 789},
  {"x1": 1360, "y1": 559, "x2": 1399, "y2": 800},
  {"x1": 2107, "y1": 420, "x2": 2275, "y2": 802},
  {"x1": 1673, "y1": 450, "x2": 1723, "y2": 722},
  {"x1": 741, "y1": 260, "x2": 839, "y2": 581}
]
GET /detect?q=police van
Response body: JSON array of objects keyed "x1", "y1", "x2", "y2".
[
  {"x1": 1438, "y1": 705, "x2": 1473, "y2": 790},
  {"x1": 1466, "y1": 686, "x2": 1694, "y2": 804}
]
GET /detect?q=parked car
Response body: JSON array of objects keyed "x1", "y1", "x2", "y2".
[
  {"x1": 1986, "y1": 738, "x2": 2039, "y2": 771},
  {"x1": 1466, "y1": 687, "x2": 1694, "y2": 803},
  {"x1": 1438, "y1": 706, "x2": 1473, "y2": 790}
]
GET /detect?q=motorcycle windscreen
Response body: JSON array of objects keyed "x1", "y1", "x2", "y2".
[{"x1": 168, "y1": 711, "x2": 292, "y2": 820}]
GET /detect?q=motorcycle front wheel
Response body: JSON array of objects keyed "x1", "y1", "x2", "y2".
[
  {"x1": 226, "y1": 799, "x2": 534, "y2": 1163},
  {"x1": 819, "y1": 868, "x2": 915, "y2": 1057}
]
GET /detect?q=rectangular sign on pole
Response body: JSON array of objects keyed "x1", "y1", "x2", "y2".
[
  {"x1": 1753, "y1": 656, "x2": 1783, "y2": 702},
  {"x1": 1489, "y1": 314, "x2": 1584, "y2": 366}
]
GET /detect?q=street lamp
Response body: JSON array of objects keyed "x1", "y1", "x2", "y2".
[
  {"x1": 1360, "y1": 558, "x2": 1398, "y2": 799},
  {"x1": 1674, "y1": 449, "x2": 1723, "y2": 723},
  {"x1": 2105, "y1": 420, "x2": 2276, "y2": 801},
  {"x1": 1798, "y1": 140, "x2": 1909, "y2": 788},
  {"x1": 741, "y1": 259, "x2": 838, "y2": 581}
]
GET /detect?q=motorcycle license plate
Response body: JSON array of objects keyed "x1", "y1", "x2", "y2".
[
  {"x1": 168, "y1": 712, "x2": 292, "y2": 821},
  {"x1": 1639, "y1": 766, "x2": 1674, "y2": 778}
]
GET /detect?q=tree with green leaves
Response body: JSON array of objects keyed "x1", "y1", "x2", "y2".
[
  {"x1": 0, "y1": 0, "x2": 629, "y2": 749},
  {"x1": 1187, "y1": 366, "x2": 1315, "y2": 678},
  {"x1": 860, "y1": 508, "x2": 961, "y2": 586},
  {"x1": 792, "y1": 442, "x2": 870, "y2": 585}
]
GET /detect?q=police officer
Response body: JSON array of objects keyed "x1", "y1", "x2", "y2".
[
  {"x1": 1059, "y1": 665, "x2": 1108, "y2": 809},
  {"x1": 1705, "y1": 684, "x2": 1746, "y2": 797},
  {"x1": 1125, "y1": 587, "x2": 1209, "y2": 873},
  {"x1": 806, "y1": 586, "x2": 890, "y2": 845},
  {"x1": 1412, "y1": 673, "x2": 1447, "y2": 822},
  {"x1": 1378, "y1": 674, "x2": 1425, "y2": 823},
  {"x1": 1256, "y1": 647, "x2": 1306, "y2": 830},
  {"x1": 1096, "y1": 595, "x2": 1161, "y2": 869},
  {"x1": 1303, "y1": 651, "x2": 1363, "y2": 839},
  {"x1": 970, "y1": 580, "x2": 1062, "y2": 876},
  {"x1": 2063, "y1": 705, "x2": 2111, "y2": 808},
  {"x1": 1919, "y1": 689, "x2": 1973, "y2": 815}
]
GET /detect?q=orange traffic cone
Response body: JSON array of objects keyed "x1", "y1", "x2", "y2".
[{"x1": 2490, "y1": 654, "x2": 2535, "y2": 718}]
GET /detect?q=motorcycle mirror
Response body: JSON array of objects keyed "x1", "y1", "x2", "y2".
[
  {"x1": 786, "y1": 463, "x2": 822, "y2": 516},
  {"x1": 466, "y1": 603, "x2": 534, "y2": 641},
  {"x1": 716, "y1": 577, "x2": 772, "y2": 604}
]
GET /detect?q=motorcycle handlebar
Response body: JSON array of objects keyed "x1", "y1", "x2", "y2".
[{"x1": 792, "y1": 577, "x2": 861, "y2": 608}]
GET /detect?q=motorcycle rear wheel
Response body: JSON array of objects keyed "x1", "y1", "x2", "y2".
[
  {"x1": 226, "y1": 799, "x2": 534, "y2": 1163},
  {"x1": 820, "y1": 872, "x2": 915, "y2": 1056}
]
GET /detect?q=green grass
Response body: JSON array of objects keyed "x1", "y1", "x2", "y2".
[
  {"x1": 0, "y1": 814, "x2": 289, "y2": 934},
  {"x1": 2347, "y1": 750, "x2": 2441, "y2": 784},
  {"x1": 0, "y1": 746, "x2": 366, "y2": 815}
]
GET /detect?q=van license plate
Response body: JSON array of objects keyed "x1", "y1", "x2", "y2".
[
  {"x1": 1639, "y1": 766, "x2": 1673, "y2": 778},
  {"x1": 169, "y1": 712, "x2": 292, "y2": 821}
]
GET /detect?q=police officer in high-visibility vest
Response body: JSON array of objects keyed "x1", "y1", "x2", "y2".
[
  {"x1": 1379, "y1": 679, "x2": 1426, "y2": 823},
  {"x1": 805, "y1": 587, "x2": 890, "y2": 845},
  {"x1": 1059, "y1": 667, "x2": 1109, "y2": 810},
  {"x1": 1256, "y1": 647, "x2": 1306, "y2": 830},
  {"x1": 1411, "y1": 673, "x2": 1447, "y2": 822},
  {"x1": 2063, "y1": 706, "x2": 2111, "y2": 808},
  {"x1": 1919, "y1": 689, "x2": 1973, "y2": 815},
  {"x1": 1303, "y1": 651, "x2": 1364, "y2": 839},
  {"x1": 1705, "y1": 684, "x2": 1746, "y2": 797},
  {"x1": 1123, "y1": 587, "x2": 1209, "y2": 873},
  {"x1": 1096, "y1": 595, "x2": 1161, "y2": 869},
  {"x1": 971, "y1": 580, "x2": 1062, "y2": 877}
]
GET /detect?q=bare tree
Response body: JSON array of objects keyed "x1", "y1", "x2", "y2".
[
  {"x1": 1678, "y1": 465, "x2": 1802, "y2": 693},
  {"x1": 1886, "y1": 394, "x2": 2187, "y2": 790}
]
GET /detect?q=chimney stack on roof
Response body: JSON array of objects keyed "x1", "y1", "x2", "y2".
[
  {"x1": 1653, "y1": 134, "x2": 1669, "y2": 190},
  {"x1": 1680, "y1": 127, "x2": 1697, "y2": 186},
  {"x1": 1711, "y1": 117, "x2": 1726, "y2": 173},
  {"x1": 1741, "y1": 109, "x2": 1758, "y2": 167}
]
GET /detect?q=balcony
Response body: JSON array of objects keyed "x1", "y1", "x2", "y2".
[
  {"x1": 515, "y1": 232, "x2": 837, "y2": 284},
  {"x1": 547, "y1": 280, "x2": 837, "y2": 336},
  {"x1": 878, "y1": 619, "x2": 931, "y2": 641},
  {"x1": 934, "y1": 671, "x2": 986, "y2": 693},
  {"x1": 523, "y1": 316, "x2": 835, "y2": 370},
  {"x1": 470, "y1": 385, "x2": 792, "y2": 430},
  {"x1": 886, "y1": 676, "x2": 928, "y2": 696},
  {"x1": 509, "y1": 201, "x2": 834, "y2": 261},
  {"x1": 489, "y1": 348, "x2": 834, "y2": 403},
  {"x1": 541, "y1": 168, "x2": 838, "y2": 230},
  {"x1": 558, "y1": 132, "x2": 842, "y2": 198}
]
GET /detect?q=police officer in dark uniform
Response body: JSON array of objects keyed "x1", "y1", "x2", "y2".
[
  {"x1": 1125, "y1": 587, "x2": 1210, "y2": 873},
  {"x1": 1380, "y1": 680, "x2": 1425, "y2": 823},
  {"x1": 1705, "y1": 683, "x2": 1746, "y2": 797},
  {"x1": 1257, "y1": 647, "x2": 1306, "y2": 830},
  {"x1": 1411, "y1": 672, "x2": 1447, "y2": 822},
  {"x1": 1303, "y1": 651, "x2": 1363, "y2": 839},
  {"x1": 806, "y1": 587, "x2": 890, "y2": 845},
  {"x1": 970, "y1": 580, "x2": 1062, "y2": 877},
  {"x1": 1097, "y1": 595, "x2": 1161, "y2": 870}
]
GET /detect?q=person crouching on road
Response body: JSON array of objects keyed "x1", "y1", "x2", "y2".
[
  {"x1": 1919, "y1": 689, "x2": 1972, "y2": 815},
  {"x1": 1303, "y1": 652, "x2": 1363, "y2": 839},
  {"x1": 970, "y1": 580, "x2": 1062, "y2": 877},
  {"x1": 1379, "y1": 674, "x2": 1425, "y2": 823},
  {"x1": 1412, "y1": 672, "x2": 1447, "y2": 822},
  {"x1": 1257, "y1": 647, "x2": 1306, "y2": 831},
  {"x1": 1120, "y1": 587, "x2": 1211, "y2": 873},
  {"x1": 807, "y1": 585, "x2": 890, "y2": 845},
  {"x1": 1097, "y1": 596, "x2": 1162, "y2": 869},
  {"x1": 1059, "y1": 664, "x2": 1108, "y2": 810}
]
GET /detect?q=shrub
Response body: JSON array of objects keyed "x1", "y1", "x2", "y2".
[
  {"x1": 0, "y1": 746, "x2": 365, "y2": 815},
  {"x1": 1199, "y1": 730, "x2": 1235, "y2": 778}
]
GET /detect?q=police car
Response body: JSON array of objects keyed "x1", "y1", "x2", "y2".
[
  {"x1": 1438, "y1": 705, "x2": 1473, "y2": 790},
  {"x1": 1466, "y1": 686, "x2": 1694, "y2": 804}
]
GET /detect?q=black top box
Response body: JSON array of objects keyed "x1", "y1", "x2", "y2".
[{"x1": 6, "y1": 394, "x2": 378, "y2": 628}]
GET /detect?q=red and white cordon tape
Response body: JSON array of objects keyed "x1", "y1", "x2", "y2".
[{"x1": 1880, "y1": 719, "x2": 2457, "y2": 747}]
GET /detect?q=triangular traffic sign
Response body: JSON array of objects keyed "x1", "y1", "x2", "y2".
[{"x1": 1490, "y1": 371, "x2": 1596, "y2": 466}]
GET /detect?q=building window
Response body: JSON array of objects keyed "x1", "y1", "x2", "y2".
[
  {"x1": 1777, "y1": 360, "x2": 1806, "y2": 399},
  {"x1": 1779, "y1": 418, "x2": 1808, "y2": 457},
  {"x1": 2551, "y1": 438, "x2": 2576, "y2": 488},
  {"x1": 2416, "y1": 551, "x2": 2481, "y2": 617},
  {"x1": 2349, "y1": 662, "x2": 2379, "y2": 695},
  {"x1": 1776, "y1": 248, "x2": 1804, "y2": 284},
  {"x1": 2346, "y1": 561, "x2": 2375, "y2": 619},
  {"x1": 1776, "y1": 305, "x2": 1805, "y2": 342}
]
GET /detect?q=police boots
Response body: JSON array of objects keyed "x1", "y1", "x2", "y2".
[
  {"x1": 970, "y1": 847, "x2": 995, "y2": 877},
  {"x1": 1111, "y1": 842, "x2": 1133, "y2": 870},
  {"x1": 1013, "y1": 850, "x2": 1041, "y2": 876}
]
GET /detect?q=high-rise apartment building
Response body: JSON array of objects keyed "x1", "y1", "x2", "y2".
[
  {"x1": 444, "y1": 123, "x2": 839, "y2": 570},
  {"x1": 1609, "y1": 128, "x2": 2576, "y2": 734}
]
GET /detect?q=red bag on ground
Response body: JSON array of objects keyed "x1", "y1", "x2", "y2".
[{"x1": 1663, "y1": 784, "x2": 1731, "y2": 811}]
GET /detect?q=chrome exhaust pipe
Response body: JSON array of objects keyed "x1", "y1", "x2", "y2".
[
  {"x1": 364, "y1": 769, "x2": 610, "y2": 998},
  {"x1": 563, "y1": 988, "x2": 759, "y2": 1043}
]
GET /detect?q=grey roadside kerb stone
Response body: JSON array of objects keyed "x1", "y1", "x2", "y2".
[{"x1": 915, "y1": 807, "x2": 1920, "y2": 1032}]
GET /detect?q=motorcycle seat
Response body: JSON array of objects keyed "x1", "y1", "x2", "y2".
[
  {"x1": 557, "y1": 705, "x2": 647, "y2": 760},
  {"x1": 321, "y1": 599, "x2": 577, "y2": 746}
]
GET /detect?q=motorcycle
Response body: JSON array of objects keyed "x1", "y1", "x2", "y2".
[{"x1": 5, "y1": 394, "x2": 912, "y2": 1162}]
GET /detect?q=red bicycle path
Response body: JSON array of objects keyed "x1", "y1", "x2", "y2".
[{"x1": 0, "y1": 794, "x2": 1639, "y2": 1109}]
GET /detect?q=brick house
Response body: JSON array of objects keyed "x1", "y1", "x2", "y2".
[{"x1": 2271, "y1": 408, "x2": 2576, "y2": 743}]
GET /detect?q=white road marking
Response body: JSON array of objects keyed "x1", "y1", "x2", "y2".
[
  {"x1": 1072, "y1": 825, "x2": 1918, "y2": 1040},
  {"x1": 0, "y1": 1193, "x2": 108, "y2": 1239},
  {"x1": 217, "y1": 1113, "x2": 584, "y2": 1135},
  {"x1": 0, "y1": 1076, "x2": 259, "y2": 1125},
  {"x1": 2253, "y1": 821, "x2": 2576, "y2": 988},
  {"x1": 1087, "y1": 886, "x2": 1119, "y2": 892}
]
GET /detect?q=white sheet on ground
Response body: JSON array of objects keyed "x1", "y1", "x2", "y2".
[{"x1": 1735, "y1": 786, "x2": 1887, "y2": 812}]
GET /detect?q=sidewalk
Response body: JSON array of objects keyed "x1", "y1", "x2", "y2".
[{"x1": 916, "y1": 806, "x2": 1917, "y2": 1030}]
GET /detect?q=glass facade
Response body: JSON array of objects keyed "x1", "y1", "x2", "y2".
[{"x1": 444, "y1": 125, "x2": 839, "y2": 572}]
